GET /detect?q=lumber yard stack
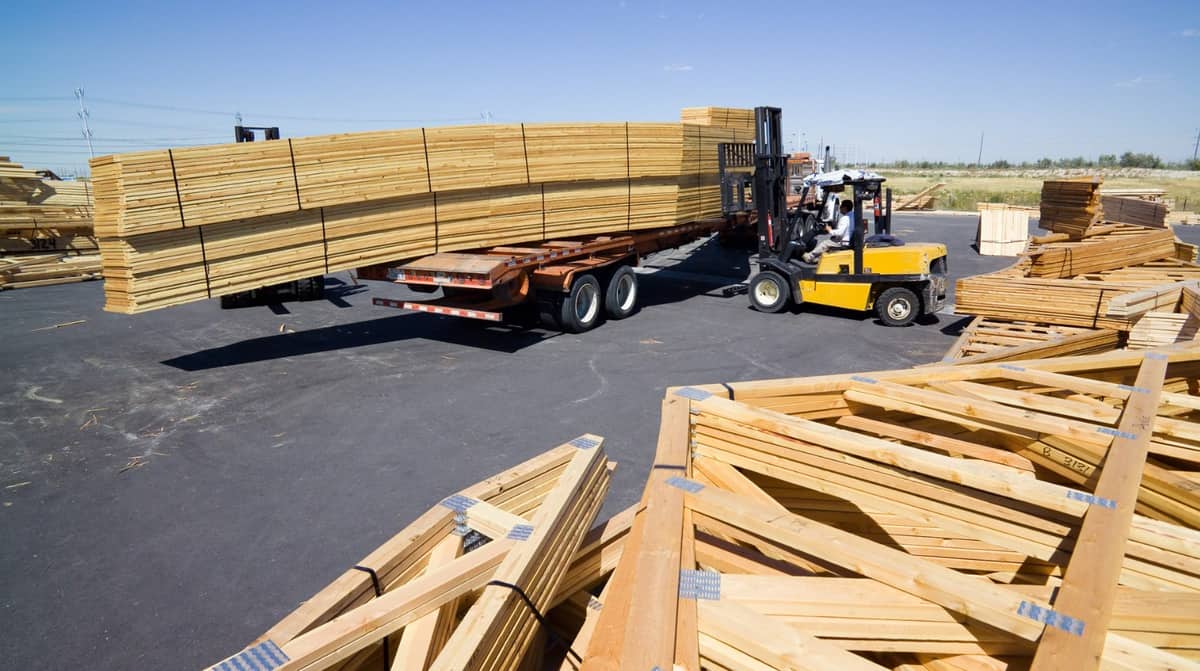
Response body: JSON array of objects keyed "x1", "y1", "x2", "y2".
[
  {"x1": 90, "y1": 108, "x2": 755, "y2": 314},
  {"x1": 0, "y1": 156, "x2": 100, "y2": 289},
  {"x1": 200, "y1": 348, "x2": 1200, "y2": 670},
  {"x1": 952, "y1": 177, "x2": 1200, "y2": 362}
]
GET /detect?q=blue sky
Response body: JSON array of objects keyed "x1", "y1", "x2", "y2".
[{"x1": 4, "y1": 0, "x2": 1198, "y2": 175}]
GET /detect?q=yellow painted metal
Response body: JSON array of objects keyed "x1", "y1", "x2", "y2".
[{"x1": 797, "y1": 242, "x2": 948, "y2": 311}]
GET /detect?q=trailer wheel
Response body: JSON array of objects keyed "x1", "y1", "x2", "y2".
[
  {"x1": 559, "y1": 274, "x2": 602, "y2": 333},
  {"x1": 604, "y1": 266, "x2": 639, "y2": 319},
  {"x1": 748, "y1": 271, "x2": 790, "y2": 313},
  {"x1": 876, "y1": 286, "x2": 919, "y2": 327}
]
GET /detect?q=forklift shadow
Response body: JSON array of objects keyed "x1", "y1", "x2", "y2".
[
  {"x1": 776, "y1": 301, "x2": 943, "y2": 327},
  {"x1": 635, "y1": 235, "x2": 755, "y2": 309},
  {"x1": 161, "y1": 313, "x2": 556, "y2": 371}
]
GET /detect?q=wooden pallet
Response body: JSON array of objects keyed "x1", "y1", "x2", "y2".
[{"x1": 940, "y1": 317, "x2": 1119, "y2": 365}]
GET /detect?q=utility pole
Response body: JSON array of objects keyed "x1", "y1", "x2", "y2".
[
  {"x1": 74, "y1": 88, "x2": 95, "y2": 159},
  {"x1": 1193, "y1": 128, "x2": 1199, "y2": 161},
  {"x1": 976, "y1": 131, "x2": 984, "y2": 168}
]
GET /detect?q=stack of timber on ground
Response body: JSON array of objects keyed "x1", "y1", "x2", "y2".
[
  {"x1": 585, "y1": 347, "x2": 1200, "y2": 670},
  {"x1": 91, "y1": 109, "x2": 756, "y2": 314},
  {"x1": 893, "y1": 183, "x2": 945, "y2": 211},
  {"x1": 205, "y1": 435, "x2": 626, "y2": 671},
  {"x1": 1038, "y1": 177, "x2": 1102, "y2": 239},
  {"x1": 1102, "y1": 195, "x2": 1168, "y2": 228},
  {"x1": 975, "y1": 203, "x2": 1031, "y2": 256},
  {"x1": 954, "y1": 178, "x2": 1200, "y2": 360},
  {"x1": 0, "y1": 157, "x2": 99, "y2": 289}
]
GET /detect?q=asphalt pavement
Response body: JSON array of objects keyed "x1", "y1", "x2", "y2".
[{"x1": 1, "y1": 213, "x2": 1171, "y2": 669}]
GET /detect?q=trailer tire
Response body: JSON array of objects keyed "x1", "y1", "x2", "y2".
[
  {"x1": 604, "y1": 266, "x2": 639, "y2": 319},
  {"x1": 876, "y1": 286, "x2": 919, "y2": 327},
  {"x1": 559, "y1": 274, "x2": 602, "y2": 333},
  {"x1": 748, "y1": 271, "x2": 790, "y2": 313}
]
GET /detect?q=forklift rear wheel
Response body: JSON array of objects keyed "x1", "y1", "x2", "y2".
[
  {"x1": 560, "y1": 274, "x2": 602, "y2": 333},
  {"x1": 604, "y1": 266, "x2": 639, "y2": 319},
  {"x1": 748, "y1": 271, "x2": 790, "y2": 313},
  {"x1": 876, "y1": 286, "x2": 920, "y2": 327}
]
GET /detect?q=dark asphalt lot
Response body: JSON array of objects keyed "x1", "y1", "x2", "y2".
[{"x1": 4, "y1": 213, "x2": 1191, "y2": 669}]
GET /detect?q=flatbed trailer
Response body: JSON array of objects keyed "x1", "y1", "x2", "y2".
[{"x1": 356, "y1": 215, "x2": 747, "y2": 332}]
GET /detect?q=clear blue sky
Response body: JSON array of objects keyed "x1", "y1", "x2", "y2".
[{"x1": 4, "y1": 0, "x2": 1199, "y2": 175}]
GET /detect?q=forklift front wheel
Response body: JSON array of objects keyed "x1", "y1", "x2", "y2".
[
  {"x1": 560, "y1": 274, "x2": 602, "y2": 333},
  {"x1": 748, "y1": 271, "x2": 790, "y2": 313},
  {"x1": 876, "y1": 286, "x2": 920, "y2": 327}
]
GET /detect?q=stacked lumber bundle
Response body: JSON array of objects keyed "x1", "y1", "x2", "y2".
[
  {"x1": 1102, "y1": 195, "x2": 1169, "y2": 228},
  {"x1": 940, "y1": 317, "x2": 1118, "y2": 364},
  {"x1": 1, "y1": 157, "x2": 99, "y2": 288},
  {"x1": 1038, "y1": 177, "x2": 1102, "y2": 239},
  {"x1": 975, "y1": 203, "x2": 1030, "y2": 256},
  {"x1": 0, "y1": 253, "x2": 101, "y2": 290},
  {"x1": 205, "y1": 435, "x2": 625, "y2": 671},
  {"x1": 1025, "y1": 225, "x2": 1177, "y2": 278},
  {"x1": 893, "y1": 183, "x2": 945, "y2": 210},
  {"x1": 590, "y1": 347, "x2": 1200, "y2": 670},
  {"x1": 680, "y1": 107, "x2": 756, "y2": 132},
  {"x1": 1, "y1": 156, "x2": 95, "y2": 245},
  {"x1": 91, "y1": 112, "x2": 755, "y2": 313}
]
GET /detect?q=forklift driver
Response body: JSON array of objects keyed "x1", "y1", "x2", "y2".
[{"x1": 803, "y1": 200, "x2": 854, "y2": 264}]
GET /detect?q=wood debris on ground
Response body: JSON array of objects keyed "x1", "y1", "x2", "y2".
[
  {"x1": 893, "y1": 183, "x2": 945, "y2": 211},
  {"x1": 0, "y1": 156, "x2": 100, "y2": 290}
]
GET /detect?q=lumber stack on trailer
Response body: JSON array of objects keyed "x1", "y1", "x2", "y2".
[
  {"x1": 1038, "y1": 177, "x2": 1103, "y2": 239},
  {"x1": 90, "y1": 112, "x2": 756, "y2": 314},
  {"x1": 1102, "y1": 195, "x2": 1169, "y2": 228},
  {"x1": 587, "y1": 347, "x2": 1200, "y2": 670},
  {"x1": 680, "y1": 106, "x2": 757, "y2": 132}
]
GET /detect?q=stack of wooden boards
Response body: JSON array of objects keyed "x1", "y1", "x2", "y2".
[
  {"x1": 0, "y1": 156, "x2": 100, "y2": 289},
  {"x1": 90, "y1": 109, "x2": 756, "y2": 313},
  {"x1": 893, "y1": 183, "x2": 945, "y2": 211},
  {"x1": 975, "y1": 203, "x2": 1031, "y2": 256},
  {"x1": 953, "y1": 177, "x2": 1200, "y2": 361},
  {"x1": 200, "y1": 347, "x2": 1200, "y2": 670},
  {"x1": 680, "y1": 107, "x2": 756, "y2": 133}
]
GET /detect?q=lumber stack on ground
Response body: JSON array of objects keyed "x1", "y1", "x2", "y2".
[
  {"x1": 1, "y1": 157, "x2": 99, "y2": 287},
  {"x1": 894, "y1": 183, "x2": 945, "y2": 210},
  {"x1": 91, "y1": 111, "x2": 756, "y2": 314},
  {"x1": 1038, "y1": 177, "x2": 1103, "y2": 239},
  {"x1": 1025, "y1": 225, "x2": 1178, "y2": 278},
  {"x1": 976, "y1": 203, "x2": 1030, "y2": 256},
  {"x1": 1102, "y1": 195, "x2": 1169, "y2": 228},
  {"x1": 588, "y1": 347, "x2": 1200, "y2": 669}
]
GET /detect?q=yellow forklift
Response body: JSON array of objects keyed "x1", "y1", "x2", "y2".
[{"x1": 721, "y1": 108, "x2": 949, "y2": 326}]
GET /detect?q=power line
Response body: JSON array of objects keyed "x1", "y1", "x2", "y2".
[{"x1": 3, "y1": 134, "x2": 228, "y2": 142}]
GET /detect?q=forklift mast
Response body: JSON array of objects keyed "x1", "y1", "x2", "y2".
[{"x1": 752, "y1": 107, "x2": 789, "y2": 258}]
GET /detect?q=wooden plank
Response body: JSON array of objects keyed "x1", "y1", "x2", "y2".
[
  {"x1": 1030, "y1": 353, "x2": 1168, "y2": 671},
  {"x1": 390, "y1": 534, "x2": 465, "y2": 670}
]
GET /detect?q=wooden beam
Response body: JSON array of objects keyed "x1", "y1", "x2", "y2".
[{"x1": 1030, "y1": 353, "x2": 1167, "y2": 671}]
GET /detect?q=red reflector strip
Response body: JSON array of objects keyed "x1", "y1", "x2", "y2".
[{"x1": 402, "y1": 302, "x2": 503, "y2": 322}]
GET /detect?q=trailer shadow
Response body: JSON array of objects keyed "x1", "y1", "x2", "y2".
[{"x1": 161, "y1": 313, "x2": 557, "y2": 371}]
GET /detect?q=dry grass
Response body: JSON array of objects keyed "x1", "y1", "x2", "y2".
[{"x1": 877, "y1": 171, "x2": 1200, "y2": 212}]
